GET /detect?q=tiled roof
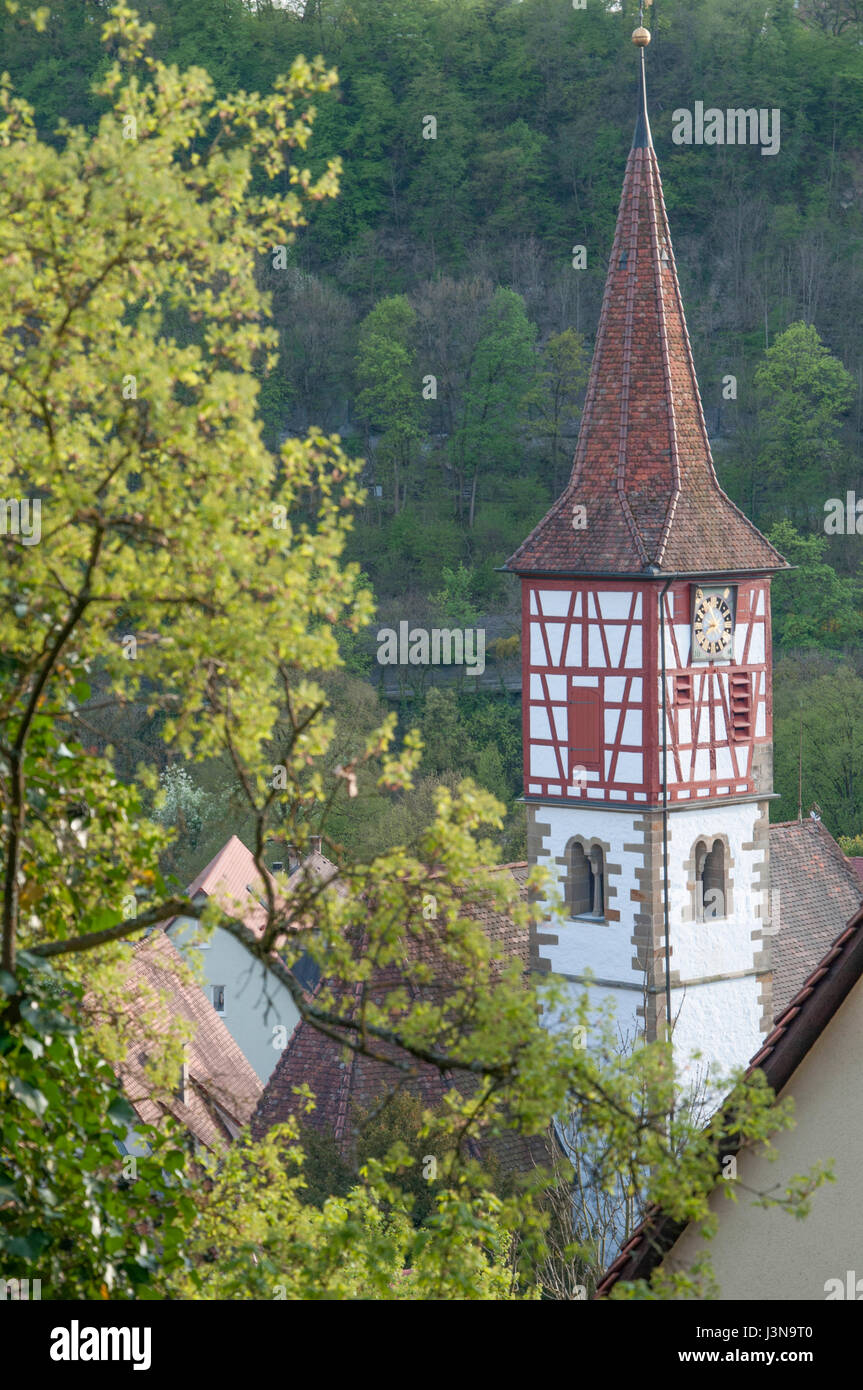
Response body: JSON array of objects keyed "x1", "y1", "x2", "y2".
[
  {"x1": 286, "y1": 848, "x2": 349, "y2": 900},
  {"x1": 104, "y1": 930, "x2": 262, "y2": 1151},
  {"x1": 251, "y1": 864, "x2": 548, "y2": 1175},
  {"x1": 185, "y1": 834, "x2": 277, "y2": 938},
  {"x1": 506, "y1": 59, "x2": 786, "y2": 579},
  {"x1": 183, "y1": 833, "x2": 325, "y2": 939},
  {"x1": 595, "y1": 895, "x2": 863, "y2": 1296},
  {"x1": 770, "y1": 820, "x2": 863, "y2": 1016}
]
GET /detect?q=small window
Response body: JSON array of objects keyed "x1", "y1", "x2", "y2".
[
  {"x1": 675, "y1": 673, "x2": 692, "y2": 705},
  {"x1": 213, "y1": 985, "x2": 225, "y2": 1014}
]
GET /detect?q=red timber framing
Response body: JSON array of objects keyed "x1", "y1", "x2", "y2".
[{"x1": 522, "y1": 575, "x2": 772, "y2": 807}]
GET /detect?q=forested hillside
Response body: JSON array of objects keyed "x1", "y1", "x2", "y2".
[{"x1": 11, "y1": 0, "x2": 863, "y2": 845}]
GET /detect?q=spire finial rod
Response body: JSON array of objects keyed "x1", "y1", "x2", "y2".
[
  {"x1": 633, "y1": 0, "x2": 652, "y2": 48},
  {"x1": 632, "y1": 7, "x2": 652, "y2": 149}
]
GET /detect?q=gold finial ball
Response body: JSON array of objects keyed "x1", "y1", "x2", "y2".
[{"x1": 632, "y1": 26, "x2": 651, "y2": 47}]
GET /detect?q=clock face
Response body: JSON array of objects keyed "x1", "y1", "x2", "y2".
[{"x1": 691, "y1": 586, "x2": 735, "y2": 661}]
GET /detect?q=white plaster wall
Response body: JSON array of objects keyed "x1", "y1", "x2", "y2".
[
  {"x1": 671, "y1": 976, "x2": 763, "y2": 1089},
  {"x1": 552, "y1": 914, "x2": 639, "y2": 985},
  {"x1": 563, "y1": 979, "x2": 643, "y2": 1052},
  {"x1": 667, "y1": 801, "x2": 765, "y2": 980},
  {"x1": 536, "y1": 798, "x2": 768, "y2": 1080},
  {"x1": 667, "y1": 974, "x2": 863, "y2": 1300},
  {"x1": 541, "y1": 803, "x2": 644, "y2": 988},
  {"x1": 168, "y1": 916, "x2": 300, "y2": 1083}
]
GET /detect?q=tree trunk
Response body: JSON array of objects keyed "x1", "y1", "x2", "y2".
[{"x1": 468, "y1": 469, "x2": 478, "y2": 529}]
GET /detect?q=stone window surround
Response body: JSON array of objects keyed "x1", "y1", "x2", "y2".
[
  {"x1": 555, "y1": 833, "x2": 622, "y2": 925},
  {"x1": 683, "y1": 832, "x2": 735, "y2": 924}
]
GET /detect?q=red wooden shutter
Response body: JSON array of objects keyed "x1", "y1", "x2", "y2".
[
  {"x1": 568, "y1": 687, "x2": 601, "y2": 772},
  {"x1": 729, "y1": 673, "x2": 752, "y2": 742}
]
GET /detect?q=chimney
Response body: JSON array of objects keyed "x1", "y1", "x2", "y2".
[
  {"x1": 310, "y1": 835, "x2": 322, "y2": 856},
  {"x1": 286, "y1": 844, "x2": 300, "y2": 873}
]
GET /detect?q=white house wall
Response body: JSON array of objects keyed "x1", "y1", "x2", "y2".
[
  {"x1": 168, "y1": 916, "x2": 300, "y2": 1083},
  {"x1": 667, "y1": 974, "x2": 863, "y2": 1299}
]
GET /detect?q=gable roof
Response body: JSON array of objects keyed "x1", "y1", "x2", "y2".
[
  {"x1": 184, "y1": 834, "x2": 277, "y2": 938},
  {"x1": 251, "y1": 864, "x2": 545, "y2": 1174},
  {"x1": 595, "y1": 896, "x2": 863, "y2": 1296},
  {"x1": 770, "y1": 819, "x2": 863, "y2": 1016},
  {"x1": 110, "y1": 930, "x2": 262, "y2": 1151},
  {"x1": 505, "y1": 54, "x2": 786, "y2": 579}
]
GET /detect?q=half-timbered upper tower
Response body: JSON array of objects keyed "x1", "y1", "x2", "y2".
[{"x1": 506, "y1": 27, "x2": 789, "y2": 1082}]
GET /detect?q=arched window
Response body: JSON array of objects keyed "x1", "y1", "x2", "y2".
[
  {"x1": 695, "y1": 839, "x2": 726, "y2": 921},
  {"x1": 571, "y1": 844, "x2": 592, "y2": 916},
  {"x1": 589, "y1": 846, "x2": 605, "y2": 919},
  {"x1": 571, "y1": 843, "x2": 605, "y2": 919}
]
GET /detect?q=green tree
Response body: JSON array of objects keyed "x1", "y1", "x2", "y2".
[
  {"x1": 355, "y1": 295, "x2": 422, "y2": 515},
  {"x1": 767, "y1": 520, "x2": 862, "y2": 649},
  {"x1": 838, "y1": 832, "x2": 863, "y2": 855},
  {"x1": 429, "y1": 562, "x2": 481, "y2": 626},
  {"x1": 419, "y1": 688, "x2": 471, "y2": 776},
  {"x1": 172, "y1": 1118, "x2": 525, "y2": 1301},
  {"x1": 534, "y1": 328, "x2": 590, "y2": 495},
  {"x1": 0, "y1": 958, "x2": 195, "y2": 1299},
  {"x1": 152, "y1": 765, "x2": 213, "y2": 849},
  {"x1": 474, "y1": 743, "x2": 509, "y2": 804},
  {"x1": 774, "y1": 662, "x2": 863, "y2": 833},
  {"x1": 452, "y1": 288, "x2": 538, "y2": 527},
  {"x1": 753, "y1": 323, "x2": 855, "y2": 525}
]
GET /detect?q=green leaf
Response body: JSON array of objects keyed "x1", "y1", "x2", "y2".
[
  {"x1": 9, "y1": 1076, "x2": 48, "y2": 1116},
  {"x1": 107, "y1": 1094, "x2": 137, "y2": 1128},
  {"x1": 0, "y1": 1180, "x2": 22, "y2": 1207},
  {"x1": 3, "y1": 1231, "x2": 50, "y2": 1259}
]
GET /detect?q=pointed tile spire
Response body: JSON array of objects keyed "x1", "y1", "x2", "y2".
[{"x1": 507, "y1": 28, "x2": 786, "y2": 578}]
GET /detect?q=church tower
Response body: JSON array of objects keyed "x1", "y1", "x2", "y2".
[{"x1": 506, "y1": 27, "x2": 788, "y2": 1081}]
